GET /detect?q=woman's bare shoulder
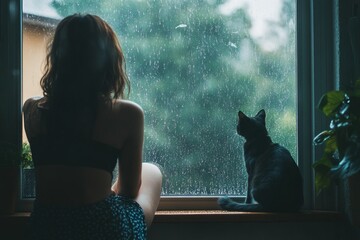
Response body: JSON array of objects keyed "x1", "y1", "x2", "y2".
[
  {"x1": 23, "y1": 97, "x2": 46, "y2": 138},
  {"x1": 113, "y1": 99, "x2": 144, "y2": 119},
  {"x1": 97, "y1": 100, "x2": 144, "y2": 146},
  {"x1": 23, "y1": 96, "x2": 43, "y2": 112}
]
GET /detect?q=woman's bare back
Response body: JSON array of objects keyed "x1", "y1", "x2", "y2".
[{"x1": 23, "y1": 98, "x2": 144, "y2": 205}]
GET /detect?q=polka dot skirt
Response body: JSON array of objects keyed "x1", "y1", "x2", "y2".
[{"x1": 30, "y1": 195, "x2": 147, "y2": 240}]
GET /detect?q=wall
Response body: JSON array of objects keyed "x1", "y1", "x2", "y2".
[
  {"x1": 1, "y1": 217, "x2": 359, "y2": 240},
  {"x1": 22, "y1": 22, "x2": 49, "y2": 102},
  {"x1": 22, "y1": 19, "x2": 54, "y2": 142},
  {"x1": 149, "y1": 221, "x2": 358, "y2": 240}
]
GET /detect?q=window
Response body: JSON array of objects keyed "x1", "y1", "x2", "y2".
[
  {"x1": 0, "y1": 0, "x2": 341, "y2": 212},
  {"x1": 22, "y1": 0, "x2": 297, "y2": 200}
]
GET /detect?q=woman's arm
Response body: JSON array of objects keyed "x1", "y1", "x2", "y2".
[{"x1": 112, "y1": 101, "x2": 144, "y2": 199}]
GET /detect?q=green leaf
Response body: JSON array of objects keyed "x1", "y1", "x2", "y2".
[
  {"x1": 324, "y1": 135, "x2": 337, "y2": 154},
  {"x1": 313, "y1": 130, "x2": 334, "y2": 145},
  {"x1": 313, "y1": 155, "x2": 334, "y2": 169},
  {"x1": 318, "y1": 91, "x2": 345, "y2": 117},
  {"x1": 21, "y1": 143, "x2": 33, "y2": 169},
  {"x1": 314, "y1": 164, "x2": 332, "y2": 195},
  {"x1": 313, "y1": 154, "x2": 335, "y2": 194}
]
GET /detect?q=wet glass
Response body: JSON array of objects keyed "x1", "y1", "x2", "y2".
[{"x1": 23, "y1": 0, "x2": 296, "y2": 197}]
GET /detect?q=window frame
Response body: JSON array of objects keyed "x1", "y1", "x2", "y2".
[
  {"x1": 0, "y1": 0, "x2": 340, "y2": 211},
  {"x1": 0, "y1": 0, "x2": 23, "y2": 209}
]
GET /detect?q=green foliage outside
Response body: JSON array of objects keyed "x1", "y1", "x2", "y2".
[
  {"x1": 50, "y1": 0, "x2": 296, "y2": 195},
  {"x1": 22, "y1": 143, "x2": 33, "y2": 169}
]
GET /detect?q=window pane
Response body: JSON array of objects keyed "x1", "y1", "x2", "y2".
[{"x1": 23, "y1": 0, "x2": 296, "y2": 197}]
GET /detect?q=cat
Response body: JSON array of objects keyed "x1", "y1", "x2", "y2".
[{"x1": 218, "y1": 109, "x2": 303, "y2": 212}]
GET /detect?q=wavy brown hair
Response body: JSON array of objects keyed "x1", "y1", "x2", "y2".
[
  {"x1": 41, "y1": 13, "x2": 130, "y2": 110},
  {"x1": 39, "y1": 14, "x2": 130, "y2": 137}
]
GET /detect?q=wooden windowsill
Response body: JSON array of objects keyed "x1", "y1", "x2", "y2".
[
  {"x1": 1, "y1": 210, "x2": 343, "y2": 223},
  {"x1": 153, "y1": 210, "x2": 343, "y2": 223}
]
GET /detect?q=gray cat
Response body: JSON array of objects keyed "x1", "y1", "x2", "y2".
[{"x1": 218, "y1": 110, "x2": 303, "y2": 212}]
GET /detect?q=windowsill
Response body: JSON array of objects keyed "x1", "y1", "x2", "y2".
[
  {"x1": 154, "y1": 210, "x2": 343, "y2": 223},
  {"x1": 1, "y1": 210, "x2": 344, "y2": 223}
]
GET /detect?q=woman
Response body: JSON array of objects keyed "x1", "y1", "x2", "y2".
[{"x1": 23, "y1": 14, "x2": 162, "y2": 239}]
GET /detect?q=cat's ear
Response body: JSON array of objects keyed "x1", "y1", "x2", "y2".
[
  {"x1": 238, "y1": 111, "x2": 248, "y2": 120},
  {"x1": 256, "y1": 109, "x2": 266, "y2": 118},
  {"x1": 256, "y1": 109, "x2": 266, "y2": 121}
]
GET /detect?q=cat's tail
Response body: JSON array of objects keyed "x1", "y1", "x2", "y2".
[{"x1": 218, "y1": 196, "x2": 264, "y2": 212}]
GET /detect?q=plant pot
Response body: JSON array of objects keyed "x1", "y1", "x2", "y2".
[
  {"x1": 0, "y1": 166, "x2": 19, "y2": 215},
  {"x1": 22, "y1": 168, "x2": 36, "y2": 198},
  {"x1": 345, "y1": 172, "x2": 360, "y2": 227}
]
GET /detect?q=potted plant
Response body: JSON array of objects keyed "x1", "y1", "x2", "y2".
[
  {"x1": 313, "y1": 79, "x2": 360, "y2": 226},
  {"x1": 21, "y1": 142, "x2": 35, "y2": 198},
  {"x1": 0, "y1": 142, "x2": 20, "y2": 214},
  {"x1": 21, "y1": 142, "x2": 33, "y2": 169}
]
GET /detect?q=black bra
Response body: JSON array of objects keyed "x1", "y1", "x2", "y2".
[{"x1": 29, "y1": 135, "x2": 119, "y2": 174}]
